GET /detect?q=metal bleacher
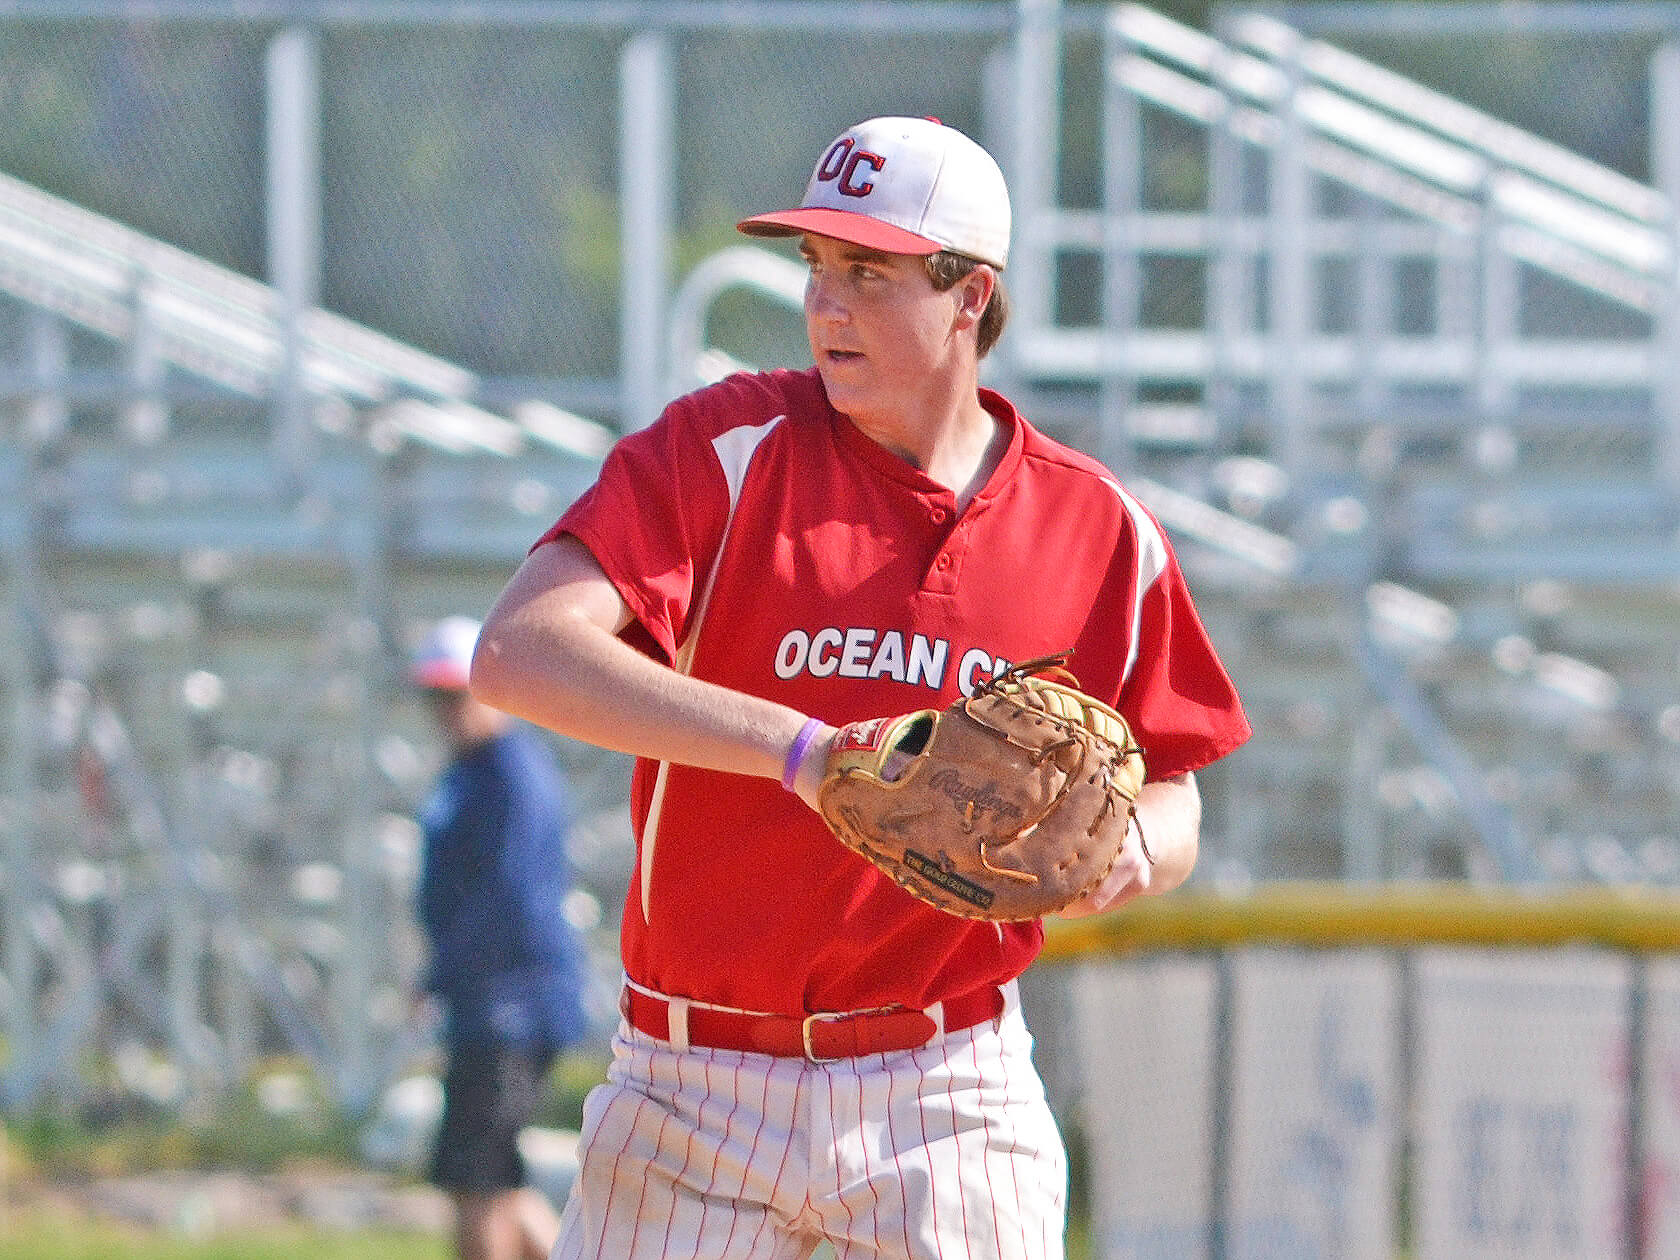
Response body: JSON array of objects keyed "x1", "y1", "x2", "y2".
[
  {"x1": 0, "y1": 164, "x2": 622, "y2": 1110},
  {"x1": 1, "y1": 2, "x2": 1677, "y2": 1116},
  {"x1": 1003, "y1": 6, "x2": 1680, "y2": 886}
]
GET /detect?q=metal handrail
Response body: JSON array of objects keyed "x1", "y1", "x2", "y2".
[
  {"x1": 0, "y1": 167, "x2": 613, "y2": 461},
  {"x1": 1112, "y1": 5, "x2": 1673, "y2": 305},
  {"x1": 1006, "y1": 4, "x2": 1680, "y2": 408},
  {"x1": 1231, "y1": 11, "x2": 1670, "y2": 225},
  {"x1": 665, "y1": 245, "x2": 807, "y2": 397}
]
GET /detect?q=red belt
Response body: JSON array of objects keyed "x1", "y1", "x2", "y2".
[{"x1": 622, "y1": 984, "x2": 1005, "y2": 1062}]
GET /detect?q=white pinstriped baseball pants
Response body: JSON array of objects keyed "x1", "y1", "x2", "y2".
[{"x1": 551, "y1": 981, "x2": 1067, "y2": 1260}]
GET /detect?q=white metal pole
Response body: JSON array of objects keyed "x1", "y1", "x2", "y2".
[
  {"x1": 620, "y1": 31, "x2": 673, "y2": 431},
  {"x1": 1268, "y1": 29, "x2": 1314, "y2": 477},
  {"x1": 1100, "y1": 8, "x2": 1141, "y2": 470},
  {"x1": 982, "y1": 41, "x2": 1020, "y2": 395},
  {"x1": 1011, "y1": 0, "x2": 1062, "y2": 344},
  {"x1": 265, "y1": 26, "x2": 323, "y2": 480},
  {"x1": 1652, "y1": 41, "x2": 1680, "y2": 490},
  {"x1": 0, "y1": 314, "x2": 64, "y2": 1102}
]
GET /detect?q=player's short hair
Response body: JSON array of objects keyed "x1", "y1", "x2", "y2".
[{"x1": 926, "y1": 251, "x2": 1009, "y2": 359}]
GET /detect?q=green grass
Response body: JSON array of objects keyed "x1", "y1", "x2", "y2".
[{"x1": 0, "y1": 1217, "x2": 449, "y2": 1260}]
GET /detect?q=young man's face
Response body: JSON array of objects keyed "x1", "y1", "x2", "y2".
[
  {"x1": 798, "y1": 234, "x2": 984, "y2": 429},
  {"x1": 420, "y1": 685, "x2": 506, "y2": 749}
]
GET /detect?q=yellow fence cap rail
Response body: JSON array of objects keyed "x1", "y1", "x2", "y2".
[{"x1": 1042, "y1": 880, "x2": 1680, "y2": 959}]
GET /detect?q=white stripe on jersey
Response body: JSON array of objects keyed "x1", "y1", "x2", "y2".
[
  {"x1": 1103, "y1": 479, "x2": 1169, "y2": 688},
  {"x1": 639, "y1": 415, "x2": 785, "y2": 922}
]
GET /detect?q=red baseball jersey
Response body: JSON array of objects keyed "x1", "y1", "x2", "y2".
[{"x1": 539, "y1": 367, "x2": 1249, "y2": 1016}]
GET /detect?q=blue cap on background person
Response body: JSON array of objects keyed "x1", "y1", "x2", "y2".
[{"x1": 410, "y1": 616, "x2": 482, "y2": 690}]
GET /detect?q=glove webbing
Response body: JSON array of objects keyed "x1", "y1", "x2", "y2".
[{"x1": 978, "y1": 649, "x2": 1151, "y2": 858}]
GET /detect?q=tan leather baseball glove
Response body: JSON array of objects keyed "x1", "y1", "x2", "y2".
[{"x1": 817, "y1": 654, "x2": 1147, "y2": 921}]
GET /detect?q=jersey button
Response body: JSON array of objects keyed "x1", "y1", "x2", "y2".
[
  {"x1": 935, "y1": 553, "x2": 952, "y2": 570},
  {"x1": 930, "y1": 507, "x2": 948, "y2": 524}
]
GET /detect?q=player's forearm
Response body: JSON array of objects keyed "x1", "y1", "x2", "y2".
[
  {"x1": 1132, "y1": 773, "x2": 1200, "y2": 894},
  {"x1": 473, "y1": 597, "x2": 815, "y2": 787}
]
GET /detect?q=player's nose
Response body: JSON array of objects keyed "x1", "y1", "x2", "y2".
[{"x1": 804, "y1": 272, "x2": 849, "y2": 324}]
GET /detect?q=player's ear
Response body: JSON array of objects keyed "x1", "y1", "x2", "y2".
[{"x1": 952, "y1": 264, "x2": 996, "y2": 334}]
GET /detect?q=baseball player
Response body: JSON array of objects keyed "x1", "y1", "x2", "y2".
[{"x1": 473, "y1": 116, "x2": 1249, "y2": 1259}]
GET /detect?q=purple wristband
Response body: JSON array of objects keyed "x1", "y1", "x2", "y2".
[{"x1": 781, "y1": 717, "x2": 825, "y2": 791}]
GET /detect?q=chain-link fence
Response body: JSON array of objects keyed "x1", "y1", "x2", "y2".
[{"x1": 0, "y1": 7, "x2": 1012, "y2": 405}]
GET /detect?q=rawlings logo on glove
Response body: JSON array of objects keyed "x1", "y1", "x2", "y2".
[{"x1": 816, "y1": 653, "x2": 1147, "y2": 921}]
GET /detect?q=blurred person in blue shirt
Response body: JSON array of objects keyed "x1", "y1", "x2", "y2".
[{"x1": 412, "y1": 615, "x2": 590, "y2": 1260}]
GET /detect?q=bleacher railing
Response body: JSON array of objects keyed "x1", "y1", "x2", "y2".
[
  {"x1": 0, "y1": 163, "x2": 614, "y2": 1112},
  {"x1": 0, "y1": 167, "x2": 610, "y2": 468},
  {"x1": 1009, "y1": 4, "x2": 1680, "y2": 485}
]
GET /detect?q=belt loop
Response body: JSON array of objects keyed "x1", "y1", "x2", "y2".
[
  {"x1": 666, "y1": 996, "x2": 691, "y2": 1051},
  {"x1": 927, "y1": 1000, "x2": 946, "y2": 1039}
]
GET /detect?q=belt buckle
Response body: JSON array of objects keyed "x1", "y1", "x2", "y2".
[{"x1": 801, "y1": 1011, "x2": 849, "y2": 1063}]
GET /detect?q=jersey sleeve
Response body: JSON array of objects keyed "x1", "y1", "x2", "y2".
[
  {"x1": 1118, "y1": 545, "x2": 1251, "y2": 780},
  {"x1": 531, "y1": 391, "x2": 736, "y2": 666}
]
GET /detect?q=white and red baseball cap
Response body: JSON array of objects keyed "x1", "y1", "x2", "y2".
[
  {"x1": 410, "y1": 615, "x2": 481, "y2": 690},
  {"x1": 738, "y1": 116, "x2": 1011, "y2": 269}
]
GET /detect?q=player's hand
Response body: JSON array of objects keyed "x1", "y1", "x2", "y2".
[{"x1": 1054, "y1": 817, "x2": 1154, "y2": 917}]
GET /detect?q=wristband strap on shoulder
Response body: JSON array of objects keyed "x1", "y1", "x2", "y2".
[{"x1": 782, "y1": 717, "x2": 825, "y2": 791}]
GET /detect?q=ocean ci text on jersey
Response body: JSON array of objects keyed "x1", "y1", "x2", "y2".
[{"x1": 773, "y1": 627, "x2": 1013, "y2": 695}]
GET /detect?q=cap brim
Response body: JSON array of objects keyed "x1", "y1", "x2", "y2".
[{"x1": 737, "y1": 207, "x2": 942, "y2": 257}]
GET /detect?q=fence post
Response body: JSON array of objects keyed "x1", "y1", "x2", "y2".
[
  {"x1": 1100, "y1": 7, "x2": 1141, "y2": 470},
  {"x1": 0, "y1": 314, "x2": 64, "y2": 1106},
  {"x1": 1010, "y1": 0, "x2": 1061, "y2": 343},
  {"x1": 1209, "y1": 13, "x2": 1251, "y2": 455},
  {"x1": 619, "y1": 30, "x2": 674, "y2": 432},
  {"x1": 265, "y1": 25, "x2": 322, "y2": 485},
  {"x1": 1627, "y1": 956, "x2": 1649, "y2": 1260},
  {"x1": 1266, "y1": 26, "x2": 1314, "y2": 479},
  {"x1": 1651, "y1": 41, "x2": 1680, "y2": 491}
]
